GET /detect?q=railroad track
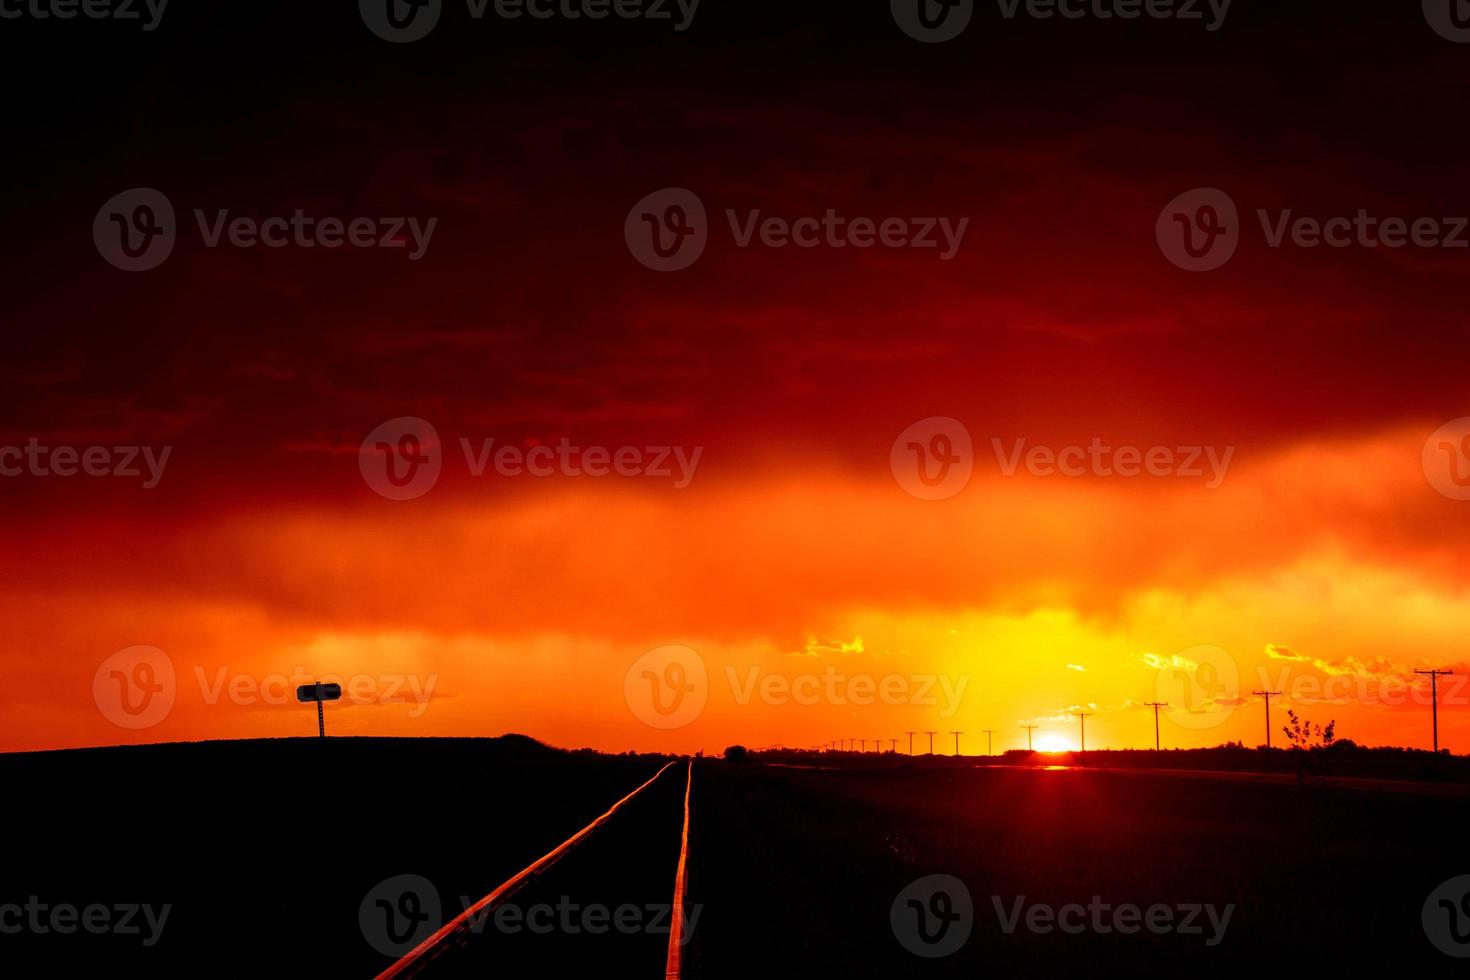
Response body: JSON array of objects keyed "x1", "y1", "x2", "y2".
[{"x1": 377, "y1": 759, "x2": 696, "y2": 979}]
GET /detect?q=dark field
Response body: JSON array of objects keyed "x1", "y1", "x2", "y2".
[
  {"x1": 0, "y1": 737, "x2": 667, "y2": 977},
  {"x1": 690, "y1": 762, "x2": 1470, "y2": 977},
  {"x1": 4, "y1": 742, "x2": 1469, "y2": 976}
]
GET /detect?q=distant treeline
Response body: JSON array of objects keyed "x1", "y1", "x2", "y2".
[{"x1": 736, "y1": 742, "x2": 1470, "y2": 782}]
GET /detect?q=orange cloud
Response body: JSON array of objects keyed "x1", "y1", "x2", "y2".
[{"x1": 3, "y1": 423, "x2": 1468, "y2": 754}]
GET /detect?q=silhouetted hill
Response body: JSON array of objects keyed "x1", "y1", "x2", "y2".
[
  {"x1": 0, "y1": 737, "x2": 672, "y2": 976},
  {"x1": 0, "y1": 732, "x2": 565, "y2": 764}
]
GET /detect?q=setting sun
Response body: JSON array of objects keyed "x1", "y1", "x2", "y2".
[{"x1": 1036, "y1": 734, "x2": 1072, "y2": 753}]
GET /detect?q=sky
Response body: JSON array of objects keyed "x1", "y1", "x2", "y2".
[{"x1": 1, "y1": 1, "x2": 1469, "y2": 754}]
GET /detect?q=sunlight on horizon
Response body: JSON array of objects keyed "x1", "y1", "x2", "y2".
[{"x1": 1036, "y1": 733, "x2": 1073, "y2": 753}]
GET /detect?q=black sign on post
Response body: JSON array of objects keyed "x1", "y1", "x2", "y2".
[{"x1": 297, "y1": 682, "x2": 343, "y2": 738}]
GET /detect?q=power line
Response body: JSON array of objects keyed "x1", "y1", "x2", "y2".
[
  {"x1": 1020, "y1": 724, "x2": 1038, "y2": 751},
  {"x1": 981, "y1": 729, "x2": 996, "y2": 756},
  {"x1": 924, "y1": 730, "x2": 938, "y2": 755},
  {"x1": 1073, "y1": 712, "x2": 1091, "y2": 752},
  {"x1": 904, "y1": 731, "x2": 916, "y2": 755},
  {"x1": 1252, "y1": 691, "x2": 1282, "y2": 749},
  {"x1": 950, "y1": 731, "x2": 963, "y2": 756},
  {"x1": 1415, "y1": 669, "x2": 1454, "y2": 753},
  {"x1": 1143, "y1": 701, "x2": 1167, "y2": 751}
]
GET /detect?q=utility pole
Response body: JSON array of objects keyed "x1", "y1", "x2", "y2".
[
  {"x1": 981, "y1": 729, "x2": 996, "y2": 756},
  {"x1": 950, "y1": 731, "x2": 963, "y2": 756},
  {"x1": 889, "y1": 738, "x2": 897, "y2": 753},
  {"x1": 1021, "y1": 724, "x2": 1038, "y2": 750},
  {"x1": 925, "y1": 730, "x2": 937, "y2": 755},
  {"x1": 1143, "y1": 701, "x2": 1166, "y2": 751},
  {"x1": 1415, "y1": 669, "x2": 1454, "y2": 753},
  {"x1": 1252, "y1": 691, "x2": 1282, "y2": 749},
  {"x1": 860, "y1": 738, "x2": 867, "y2": 753},
  {"x1": 1074, "y1": 712, "x2": 1091, "y2": 752},
  {"x1": 905, "y1": 731, "x2": 916, "y2": 755}
]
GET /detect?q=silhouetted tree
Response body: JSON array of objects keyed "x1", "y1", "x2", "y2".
[
  {"x1": 1282, "y1": 710, "x2": 1337, "y2": 749},
  {"x1": 723, "y1": 745, "x2": 748, "y2": 762}
]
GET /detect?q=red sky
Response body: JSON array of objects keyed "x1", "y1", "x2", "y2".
[{"x1": 2, "y1": 2, "x2": 1468, "y2": 754}]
